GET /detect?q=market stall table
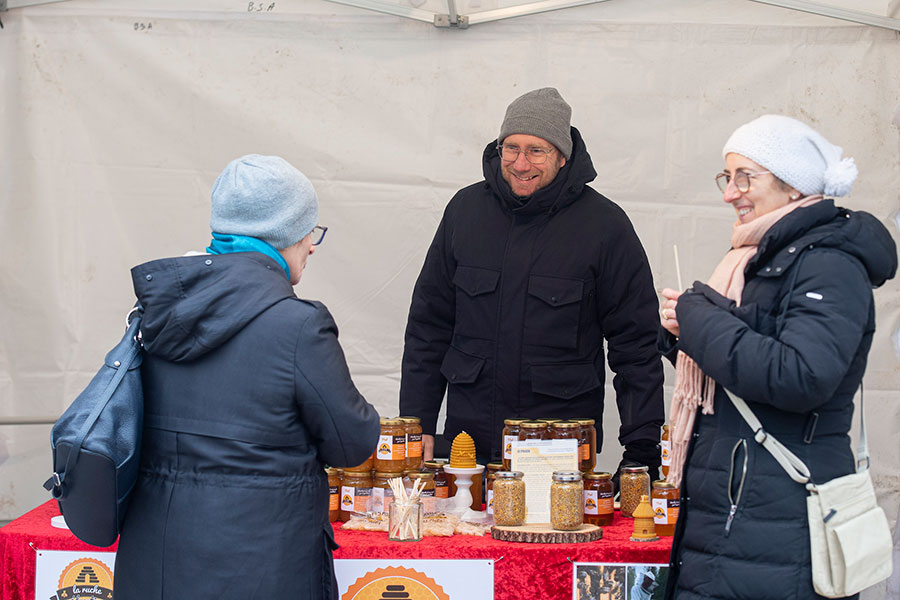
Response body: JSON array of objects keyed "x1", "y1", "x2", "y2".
[{"x1": 1, "y1": 501, "x2": 672, "y2": 600}]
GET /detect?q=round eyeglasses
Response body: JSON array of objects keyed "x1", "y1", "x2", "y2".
[
  {"x1": 309, "y1": 225, "x2": 327, "y2": 246},
  {"x1": 497, "y1": 144, "x2": 556, "y2": 165},
  {"x1": 715, "y1": 170, "x2": 772, "y2": 193}
]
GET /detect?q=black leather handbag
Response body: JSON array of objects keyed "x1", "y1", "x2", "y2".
[{"x1": 43, "y1": 306, "x2": 144, "y2": 547}]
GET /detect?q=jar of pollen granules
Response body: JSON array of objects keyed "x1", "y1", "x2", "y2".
[
  {"x1": 492, "y1": 471, "x2": 526, "y2": 526},
  {"x1": 619, "y1": 465, "x2": 651, "y2": 518},
  {"x1": 550, "y1": 471, "x2": 583, "y2": 531}
]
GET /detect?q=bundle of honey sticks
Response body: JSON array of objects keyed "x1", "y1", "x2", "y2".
[{"x1": 388, "y1": 476, "x2": 424, "y2": 540}]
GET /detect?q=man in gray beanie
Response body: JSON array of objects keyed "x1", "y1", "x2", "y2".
[{"x1": 400, "y1": 88, "x2": 664, "y2": 489}]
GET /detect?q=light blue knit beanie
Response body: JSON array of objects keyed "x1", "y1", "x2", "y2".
[{"x1": 210, "y1": 154, "x2": 318, "y2": 250}]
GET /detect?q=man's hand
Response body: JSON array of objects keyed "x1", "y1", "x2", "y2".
[
  {"x1": 660, "y1": 287, "x2": 681, "y2": 337},
  {"x1": 423, "y1": 434, "x2": 435, "y2": 462}
]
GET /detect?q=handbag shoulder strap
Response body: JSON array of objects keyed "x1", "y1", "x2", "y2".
[{"x1": 724, "y1": 388, "x2": 869, "y2": 489}]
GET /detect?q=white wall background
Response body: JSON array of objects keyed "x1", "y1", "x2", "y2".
[{"x1": 1, "y1": 2, "x2": 898, "y2": 589}]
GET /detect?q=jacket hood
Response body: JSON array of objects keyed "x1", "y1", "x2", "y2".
[
  {"x1": 754, "y1": 199, "x2": 897, "y2": 287},
  {"x1": 482, "y1": 126, "x2": 597, "y2": 216},
  {"x1": 131, "y1": 252, "x2": 297, "y2": 362}
]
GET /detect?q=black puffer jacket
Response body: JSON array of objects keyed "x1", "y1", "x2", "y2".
[
  {"x1": 661, "y1": 200, "x2": 897, "y2": 600},
  {"x1": 114, "y1": 252, "x2": 380, "y2": 600},
  {"x1": 400, "y1": 128, "x2": 664, "y2": 467}
]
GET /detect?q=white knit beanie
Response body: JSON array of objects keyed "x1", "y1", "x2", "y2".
[
  {"x1": 210, "y1": 154, "x2": 318, "y2": 250},
  {"x1": 722, "y1": 114, "x2": 857, "y2": 197}
]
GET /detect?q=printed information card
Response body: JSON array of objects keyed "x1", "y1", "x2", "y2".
[{"x1": 511, "y1": 439, "x2": 579, "y2": 523}]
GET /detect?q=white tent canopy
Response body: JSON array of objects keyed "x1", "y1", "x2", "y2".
[{"x1": 1, "y1": 3, "x2": 898, "y2": 591}]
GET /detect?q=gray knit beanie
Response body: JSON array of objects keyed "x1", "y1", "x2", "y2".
[
  {"x1": 210, "y1": 154, "x2": 318, "y2": 250},
  {"x1": 499, "y1": 87, "x2": 573, "y2": 160},
  {"x1": 722, "y1": 115, "x2": 857, "y2": 197}
]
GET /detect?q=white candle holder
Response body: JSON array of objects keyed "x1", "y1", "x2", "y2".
[{"x1": 444, "y1": 464, "x2": 485, "y2": 520}]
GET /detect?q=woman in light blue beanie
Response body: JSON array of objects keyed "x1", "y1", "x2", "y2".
[{"x1": 116, "y1": 155, "x2": 379, "y2": 600}]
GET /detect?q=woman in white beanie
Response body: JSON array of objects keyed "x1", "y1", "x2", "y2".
[{"x1": 658, "y1": 115, "x2": 896, "y2": 600}]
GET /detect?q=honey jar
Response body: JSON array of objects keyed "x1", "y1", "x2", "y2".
[
  {"x1": 374, "y1": 417, "x2": 406, "y2": 473},
  {"x1": 550, "y1": 421, "x2": 581, "y2": 452},
  {"x1": 423, "y1": 460, "x2": 449, "y2": 499},
  {"x1": 371, "y1": 471, "x2": 398, "y2": 514},
  {"x1": 485, "y1": 471, "x2": 496, "y2": 516},
  {"x1": 661, "y1": 423, "x2": 671, "y2": 479},
  {"x1": 493, "y1": 471, "x2": 526, "y2": 526},
  {"x1": 486, "y1": 462, "x2": 503, "y2": 479},
  {"x1": 550, "y1": 471, "x2": 583, "y2": 530},
  {"x1": 651, "y1": 480, "x2": 680, "y2": 536},
  {"x1": 407, "y1": 471, "x2": 436, "y2": 514},
  {"x1": 583, "y1": 471, "x2": 614, "y2": 526},
  {"x1": 619, "y1": 465, "x2": 651, "y2": 518},
  {"x1": 518, "y1": 421, "x2": 549, "y2": 441},
  {"x1": 574, "y1": 418, "x2": 597, "y2": 473},
  {"x1": 326, "y1": 467, "x2": 341, "y2": 522},
  {"x1": 400, "y1": 416, "x2": 423, "y2": 471},
  {"x1": 339, "y1": 470, "x2": 372, "y2": 521},
  {"x1": 501, "y1": 418, "x2": 526, "y2": 470}
]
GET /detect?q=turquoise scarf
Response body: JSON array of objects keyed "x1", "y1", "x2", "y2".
[{"x1": 206, "y1": 233, "x2": 291, "y2": 280}]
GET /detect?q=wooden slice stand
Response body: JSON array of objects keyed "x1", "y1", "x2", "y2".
[{"x1": 491, "y1": 523, "x2": 602, "y2": 544}]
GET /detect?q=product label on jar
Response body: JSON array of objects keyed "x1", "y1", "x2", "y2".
[
  {"x1": 583, "y1": 490, "x2": 599, "y2": 515},
  {"x1": 503, "y1": 435, "x2": 517, "y2": 460},
  {"x1": 580, "y1": 442, "x2": 590, "y2": 461},
  {"x1": 597, "y1": 489, "x2": 614, "y2": 514},
  {"x1": 419, "y1": 489, "x2": 436, "y2": 514},
  {"x1": 377, "y1": 434, "x2": 406, "y2": 461},
  {"x1": 487, "y1": 489, "x2": 494, "y2": 515},
  {"x1": 661, "y1": 439, "x2": 671, "y2": 466},
  {"x1": 371, "y1": 487, "x2": 394, "y2": 513},
  {"x1": 341, "y1": 485, "x2": 356, "y2": 512},
  {"x1": 353, "y1": 486, "x2": 372, "y2": 514},
  {"x1": 435, "y1": 480, "x2": 449, "y2": 498},
  {"x1": 407, "y1": 433, "x2": 422, "y2": 458},
  {"x1": 653, "y1": 497, "x2": 680, "y2": 524},
  {"x1": 329, "y1": 485, "x2": 339, "y2": 511}
]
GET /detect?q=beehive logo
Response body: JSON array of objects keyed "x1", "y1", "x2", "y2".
[
  {"x1": 585, "y1": 497, "x2": 597, "y2": 510},
  {"x1": 379, "y1": 443, "x2": 391, "y2": 455},
  {"x1": 654, "y1": 506, "x2": 666, "y2": 519},
  {"x1": 52, "y1": 557, "x2": 114, "y2": 600},
  {"x1": 504, "y1": 442, "x2": 512, "y2": 455},
  {"x1": 661, "y1": 447, "x2": 670, "y2": 461},
  {"x1": 343, "y1": 566, "x2": 449, "y2": 600},
  {"x1": 343, "y1": 493, "x2": 354, "y2": 507}
]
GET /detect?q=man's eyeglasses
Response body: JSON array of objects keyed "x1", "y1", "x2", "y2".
[
  {"x1": 309, "y1": 225, "x2": 327, "y2": 246},
  {"x1": 497, "y1": 144, "x2": 556, "y2": 165},
  {"x1": 715, "y1": 170, "x2": 772, "y2": 193}
]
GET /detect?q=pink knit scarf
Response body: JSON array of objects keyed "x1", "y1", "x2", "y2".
[{"x1": 666, "y1": 195, "x2": 823, "y2": 487}]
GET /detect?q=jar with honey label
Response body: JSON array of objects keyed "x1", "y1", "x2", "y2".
[
  {"x1": 339, "y1": 470, "x2": 372, "y2": 521},
  {"x1": 493, "y1": 471, "x2": 526, "y2": 526},
  {"x1": 400, "y1": 416, "x2": 423, "y2": 471},
  {"x1": 326, "y1": 467, "x2": 341, "y2": 522},
  {"x1": 518, "y1": 421, "x2": 549, "y2": 441},
  {"x1": 371, "y1": 472, "x2": 398, "y2": 514},
  {"x1": 501, "y1": 418, "x2": 526, "y2": 470},
  {"x1": 660, "y1": 423, "x2": 671, "y2": 479},
  {"x1": 374, "y1": 418, "x2": 406, "y2": 473},
  {"x1": 582, "y1": 471, "x2": 614, "y2": 526},
  {"x1": 423, "y1": 461, "x2": 449, "y2": 499},
  {"x1": 550, "y1": 421, "x2": 581, "y2": 454},
  {"x1": 407, "y1": 472, "x2": 436, "y2": 514},
  {"x1": 550, "y1": 471, "x2": 583, "y2": 530},
  {"x1": 619, "y1": 465, "x2": 651, "y2": 518},
  {"x1": 651, "y1": 480, "x2": 680, "y2": 536},
  {"x1": 485, "y1": 471, "x2": 496, "y2": 516},
  {"x1": 574, "y1": 418, "x2": 597, "y2": 473},
  {"x1": 342, "y1": 450, "x2": 374, "y2": 473},
  {"x1": 486, "y1": 462, "x2": 503, "y2": 479}
]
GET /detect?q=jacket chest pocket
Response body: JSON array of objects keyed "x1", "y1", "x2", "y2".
[
  {"x1": 524, "y1": 275, "x2": 584, "y2": 349},
  {"x1": 452, "y1": 265, "x2": 501, "y2": 340}
]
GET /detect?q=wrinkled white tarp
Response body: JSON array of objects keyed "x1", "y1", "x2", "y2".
[{"x1": 1, "y1": 4, "x2": 898, "y2": 571}]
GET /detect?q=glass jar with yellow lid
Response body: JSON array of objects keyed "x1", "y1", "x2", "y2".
[{"x1": 375, "y1": 417, "x2": 406, "y2": 473}]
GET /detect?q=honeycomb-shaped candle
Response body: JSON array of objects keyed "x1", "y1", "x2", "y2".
[{"x1": 449, "y1": 431, "x2": 477, "y2": 468}]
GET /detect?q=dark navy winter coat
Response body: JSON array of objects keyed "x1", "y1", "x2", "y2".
[
  {"x1": 400, "y1": 127, "x2": 664, "y2": 468},
  {"x1": 661, "y1": 200, "x2": 896, "y2": 600},
  {"x1": 114, "y1": 252, "x2": 380, "y2": 600}
]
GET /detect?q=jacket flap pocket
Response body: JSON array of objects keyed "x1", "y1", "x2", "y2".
[
  {"x1": 453, "y1": 266, "x2": 500, "y2": 297},
  {"x1": 528, "y1": 275, "x2": 583, "y2": 307},
  {"x1": 440, "y1": 346, "x2": 485, "y2": 385},
  {"x1": 531, "y1": 362, "x2": 601, "y2": 399}
]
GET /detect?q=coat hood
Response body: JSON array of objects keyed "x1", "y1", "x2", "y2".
[
  {"x1": 482, "y1": 126, "x2": 598, "y2": 216},
  {"x1": 753, "y1": 199, "x2": 897, "y2": 288},
  {"x1": 131, "y1": 252, "x2": 297, "y2": 362}
]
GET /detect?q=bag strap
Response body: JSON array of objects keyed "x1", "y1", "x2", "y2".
[
  {"x1": 43, "y1": 307, "x2": 143, "y2": 495},
  {"x1": 723, "y1": 387, "x2": 869, "y2": 490}
]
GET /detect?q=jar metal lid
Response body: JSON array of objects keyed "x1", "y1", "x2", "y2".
[
  {"x1": 380, "y1": 417, "x2": 404, "y2": 425},
  {"x1": 325, "y1": 467, "x2": 338, "y2": 475},
  {"x1": 495, "y1": 471, "x2": 524, "y2": 479},
  {"x1": 621, "y1": 465, "x2": 649, "y2": 473},
  {"x1": 520, "y1": 421, "x2": 548, "y2": 429},
  {"x1": 572, "y1": 418, "x2": 596, "y2": 425},
  {"x1": 503, "y1": 418, "x2": 527, "y2": 425},
  {"x1": 550, "y1": 421, "x2": 580, "y2": 429},
  {"x1": 342, "y1": 471, "x2": 372, "y2": 478},
  {"x1": 408, "y1": 472, "x2": 434, "y2": 480},
  {"x1": 653, "y1": 480, "x2": 677, "y2": 488},
  {"x1": 423, "y1": 461, "x2": 444, "y2": 469},
  {"x1": 374, "y1": 471, "x2": 403, "y2": 478},
  {"x1": 552, "y1": 470, "x2": 583, "y2": 482},
  {"x1": 486, "y1": 462, "x2": 503, "y2": 470},
  {"x1": 398, "y1": 416, "x2": 421, "y2": 424},
  {"x1": 583, "y1": 471, "x2": 612, "y2": 480},
  {"x1": 535, "y1": 418, "x2": 562, "y2": 423}
]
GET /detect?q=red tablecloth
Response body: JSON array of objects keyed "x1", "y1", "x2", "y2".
[{"x1": 1, "y1": 501, "x2": 672, "y2": 600}]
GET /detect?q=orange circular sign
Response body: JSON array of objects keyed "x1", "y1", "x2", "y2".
[
  {"x1": 343, "y1": 566, "x2": 450, "y2": 600},
  {"x1": 56, "y1": 557, "x2": 114, "y2": 599}
]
